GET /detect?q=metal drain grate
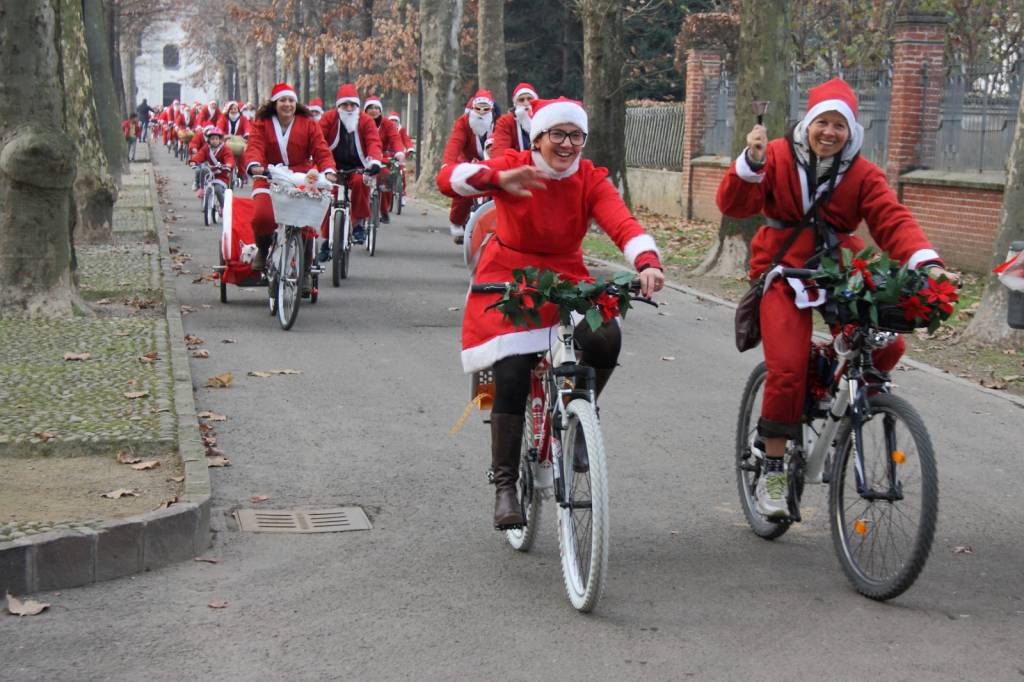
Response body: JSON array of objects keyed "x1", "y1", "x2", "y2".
[{"x1": 234, "y1": 507, "x2": 372, "y2": 533}]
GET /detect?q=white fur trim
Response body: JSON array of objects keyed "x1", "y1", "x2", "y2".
[
  {"x1": 529, "y1": 101, "x2": 587, "y2": 142},
  {"x1": 449, "y1": 224, "x2": 465, "y2": 238},
  {"x1": 461, "y1": 327, "x2": 556, "y2": 373},
  {"x1": 799, "y1": 98, "x2": 865, "y2": 161},
  {"x1": 530, "y1": 150, "x2": 580, "y2": 180},
  {"x1": 735, "y1": 149, "x2": 766, "y2": 183},
  {"x1": 449, "y1": 163, "x2": 487, "y2": 196},
  {"x1": 363, "y1": 98, "x2": 383, "y2": 111},
  {"x1": 271, "y1": 89, "x2": 297, "y2": 102},
  {"x1": 908, "y1": 248, "x2": 941, "y2": 270},
  {"x1": 308, "y1": 105, "x2": 323, "y2": 113},
  {"x1": 513, "y1": 87, "x2": 538, "y2": 101},
  {"x1": 252, "y1": 187, "x2": 270, "y2": 196},
  {"x1": 622, "y1": 234, "x2": 660, "y2": 266},
  {"x1": 787, "y1": 277, "x2": 827, "y2": 308},
  {"x1": 271, "y1": 116, "x2": 293, "y2": 166},
  {"x1": 472, "y1": 95, "x2": 494, "y2": 108},
  {"x1": 336, "y1": 96, "x2": 360, "y2": 107},
  {"x1": 388, "y1": 115, "x2": 400, "y2": 122},
  {"x1": 221, "y1": 189, "x2": 233, "y2": 260}
]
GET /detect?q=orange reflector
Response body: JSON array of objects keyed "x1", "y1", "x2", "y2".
[
  {"x1": 854, "y1": 519, "x2": 868, "y2": 535},
  {"x1": 892, "y1": 450, "x2": 906, "y2": 464}
]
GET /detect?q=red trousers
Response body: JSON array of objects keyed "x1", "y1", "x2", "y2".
[
  {"x1": 449, "y1": 196, "x2": 472, "y2": 226},
  {"x1": 758, "y1": 279, "x2": 905, "y2": 438},
  {"x1": 252, "y1": 192, "x2": 277, "y2": 238},
  {"x1": 317, "y1": 174, "x2": 370, "y2": 238},
  {"x1": 378, "y1": 167, "x2": 392, "y2": 215}
]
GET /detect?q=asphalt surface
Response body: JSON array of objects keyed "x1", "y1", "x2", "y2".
[{"x1": 3, "y1": 147, "x2": 1023, "y2": 681}]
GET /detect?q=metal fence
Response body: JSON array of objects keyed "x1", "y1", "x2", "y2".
[{"x1": 624, "y1": 105, "x2": 685, "y2": 170}]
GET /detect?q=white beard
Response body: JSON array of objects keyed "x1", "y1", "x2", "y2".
[
  {"x1": 208, "y1": 106, "x2": 216, "y2": 117},
  {"x1": 514, "y1": 105, "x2": 532, "y2": 134},
  {"x1": 228, "y1": 113, "x2": 240, "y2": 122},
  {"x1": 340, "y1": 109, "x2": 359, "y2": 133},
  {"x1": 468, "y1": 111, "x2": 492, "y2": 138}
]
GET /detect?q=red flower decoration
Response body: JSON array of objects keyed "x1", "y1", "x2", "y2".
[
  {"x1": 595, "y1": 291, "x2": 620, "y2": 323},
  {"x1": 900, "y1": 294, "x2": 931, "y2": 321},
  {"x1": 851, "y1": 258, "x2": 876, "y2": 290},
  {"x1": 921, "y1": 277, "x2": 958, "y2": 306}
]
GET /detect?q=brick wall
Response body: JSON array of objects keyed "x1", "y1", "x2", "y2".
[{"x1": 689, "y1": 161, "x2": 729, "y2": 223}]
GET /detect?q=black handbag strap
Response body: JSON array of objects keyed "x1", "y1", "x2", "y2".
[{"x1": 767, "y1": 166, "x2": 839, "y2": 270}]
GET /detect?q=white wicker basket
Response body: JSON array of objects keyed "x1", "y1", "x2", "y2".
[{"x1": 268, "y1": 183, "x2": 331, "y2": 227}]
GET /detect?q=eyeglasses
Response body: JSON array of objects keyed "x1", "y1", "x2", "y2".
[
  {"x1": 545, "y1": 129, "x2": 587, "y2": 147},
  {"x1": 339, "y1": 102, "x2": 359, "y2": 111}
]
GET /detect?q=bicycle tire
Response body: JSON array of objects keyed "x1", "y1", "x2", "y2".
[
  {"x1": 218, "y1": 251, "x2": 228, "y2": 304},
  {"x1": 394, "y1": 173, "x2": 403, "y2": 215},
  {"x1": 734, "y1": 362, "x2": 791, "y2": 540},
  {"x1": 331, "y1": 209, "x2": 344, "y2": 287},
  {"x1": 505, "y1": 406, "x2": 542, "y2": 552},
  {"x1": 367, "y1": 192, "x2": 379, "y2": 255},
  {"x1": 203, "y1": 187, "x2": 213, "y2": 226},
  {"x1": 277, "y1": 230, "x2": 302, "y2": 330},
  {"x1": 828, "y1": 393, "x2": 938, "y2": 601},
  {"x1": 557, "y1": 399, "x2": 608, "y2": 613}
]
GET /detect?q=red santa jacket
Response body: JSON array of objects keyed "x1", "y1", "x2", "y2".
[
  {"x1": 716, "y1": 138, "x2": 942, "y2": 281},
  {"x1": 372, "y1": 116, "x2": 404, "y2": 157},
  {"x1": 174, "y1": 108, "x2": 195, "y2": 130},
  {"x1": 242, "y1": 114, "x2": 336, "y2": 189},
  {"x1": 122, "y1": 119, "x2": 141, "y2": 139},
  {"x1": 190, "y1": 142, "x2": 235, "y2": 184},
  {"x1": 437, "y1": 149, "x2": 662, "y2": 372},
  {"x1": 318, "y1": 109, "x2": 383, "y2": 167},
  {"x1": 490, "y1": 112, "x2": 529, "y2": 155},
  {"x1": 217, "y1": 113, "x2": 251, "y2": 138},
  {"x1": 197, "y1": 106, "x2": 222, "y2": 127},
  {"x1": 189, "y1": 132, "x2": 206, "y2": 155},
  {"x1": 397, "y1": 125, "x2": 414, "y2": 151},
  {"x1": 442, "y1": 114, "x2": 487, "y2": 166}
]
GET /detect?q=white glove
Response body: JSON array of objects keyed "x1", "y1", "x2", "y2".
[{"x1": 395, "y1": 151, "x2": 405, "y2": 164}]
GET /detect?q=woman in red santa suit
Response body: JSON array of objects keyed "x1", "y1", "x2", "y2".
[
  {"x1": 437, "y1": 97, "x2": 665, "y2": 529},
  {"x1": 716, "y1": 78, "x2": 958, "y2": 520},
  {"x1": 160, "y1": 100, "x2": 178, "y2": 146},
  {"x1": 242, "y1": 82, "x2": 337, "y2": 273},
  {"x1": 307, "y1": 98, "x2": 324, "y2": 122},
  {"x1": 387, "y1": 111, "x2": 414, "y2": 208},
  {"x1": 490, "y1": 82, "x2": 537, "y2": 156},
  {"x1": 317, "y1": 84, "x2": 384, "y2": 249},
  {"x1": 197, "y1": 99, "x2": 222, "y2": 127},
  {"x1": 362, "y1": 95, "x2": 405, "y2": 224},
  {"x1": 217, "y1": 101, "x2": 251, "y2": 138},
  {"x1": 442, "y1": 89, "x2": 495, "y2": 244}
]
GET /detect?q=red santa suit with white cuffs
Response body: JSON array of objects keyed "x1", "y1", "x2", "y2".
[
  {"x1": 190, "y1": 139, "x2": 235, "y2": 186},
  {"x1": 443, "y1": 89, "x2": 494, "y2": 237},
  {"x1": 716, "y1": 77, "x2": 943, "y2": 438},
  {"x1": 491, "y1": 82, "x2": 537, "y2": 156},
  {"x1": 437, "y1": 98, "x2": 662, "y2": 373},
  {"x1": 241, "y1": 83, "x2": 337, "y2": 237}
]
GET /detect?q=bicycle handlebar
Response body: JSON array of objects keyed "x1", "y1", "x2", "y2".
[
  {"x1": 472, "y1": 278, "x2": 657, "y2": 306},
  {"x1": 780, "y1": 267, "x2": 819, "y2": 280}
]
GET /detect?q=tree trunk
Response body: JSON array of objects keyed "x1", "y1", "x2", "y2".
[
  {"x1": 357, "y1": 0, "x2": 374, "y2": 39},
  {"x1": 119, "y1": 31, "x2": 140, "y2": 113},
  {"x1": 961, "y1": 88, "x2": 1024, "y2": 346},
  {"x1": 415, "y1": 0, "x2": 463, "y2": 192},
  {"x1": 245, "y1": 42, "x2": 260, "y2": 104},
  {"x1": 82, "y1": 0, "x2": 126, "y2": 184},
  {"x1": 106, "y1": 0, "x2": 126, "y2": 119},
  {"x1": 477, "y1": 0, "x2": 508, "y2": 107},
  {"x1": 317, "y1": 49, "x2": 326, "y2": 101},
  {"x1": 578, "y1": 0, "x2": 628, "y2": 201},
  {"x1": 61, "y1": 0, "x2": 118, "y2": 244},
  {"x1": 697, "y1": 0, "x2": 791, "y2": 277},
  {"x1": 259, "y1": 46, "x2": 277, "y2": 102},
  {"x1": 0, "y1": 0, "x2": 79, "y2": 317}
]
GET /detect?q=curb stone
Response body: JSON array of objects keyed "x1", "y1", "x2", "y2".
[{"x1": 0, "y1": 148, "x2": 212, "y2": 596}]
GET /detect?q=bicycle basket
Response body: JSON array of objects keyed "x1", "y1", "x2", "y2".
[
  {"x1": 268, "y1": 182, "x2": 331, "y2": 227},
  {"x1": 225, "y1": 135, "x2": 247, "y2": 156}
]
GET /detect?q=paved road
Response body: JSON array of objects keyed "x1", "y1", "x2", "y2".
[{"x1": 4, "y1": 147, "x2": 1024, "y2": 681}]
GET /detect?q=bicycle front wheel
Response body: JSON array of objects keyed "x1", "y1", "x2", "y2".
[
  {"x1": 276, "y1": 229, "x2": 302, "y2": 330},
  {"x1": 203, "y1": 188, "x2": 214, "y2": 226},
  {"x1": 331, "y1": 209, "x2": 348, "y2": 286},
  {"x1": 367, "y1": 193, "x2": 379, "y2": 255},
  {"x1": 829, "y1": 393, "x2": 938, "y2": 601},
  {"x1": 735, "y1": 362, "x2": 790, "y2": 539},
  {"x1": 557, "y1": 398, "x2": 608, "y2": 613},
  {"x1": 505, "y1": 406, "x2": 542, "y2": 552}
]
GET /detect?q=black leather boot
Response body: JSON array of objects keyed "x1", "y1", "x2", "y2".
[
  {"x1": 573, "y1": 367, "x2": 614, "y2": 473},
  {"x1": 491, "y1": 412, "x2": 525, "y2": 529}
]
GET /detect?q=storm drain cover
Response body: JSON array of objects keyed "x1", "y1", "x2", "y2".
[{"x1": 234, "y1": 507, "x2": 372, "y2": 533}]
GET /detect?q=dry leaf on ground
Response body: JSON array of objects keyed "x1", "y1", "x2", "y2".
[
  {"x1": 980, "y1": 374, "x2": 1008, "y2": 390},
  {"x1": 184, "y1": 334, "x2": 205, "y2": 346},
  {"x1": 249, "y1": 495, "x2": 269, "y2": 504},
  {"x1": 131, "y1": 460, "x2": 161, "y2": 471},
  {"x1": 6, "y1": 593, "x2": 50, "y2": 617},
  {"x1": 660, "y1": 356, "x2": 676, "y2": 362},
  {"x1": 247, "y1": 368, "x2": 301, "y2": 378},
  {"x1": 952, "y1": 545, "x2": 974, "y2": 554},
  {"x1": 191, "y1": 349, "x2": 209, "y2": 359},
  {"x1": 221, "y1": 338, "x2": 237, "y2": 344},
  {"x1": 138, "y1": 351, "x2": 160, "y2": 363},
  {"x1": 33, "y1": 431, "x2": 55, "y2": 442},
  {"x1": 205, "y1": 446, "x2": 225, "y2": 457},
  {"x1": 194, "y1": 556, "x2": 221, "y2": 564},
  {"x1": 169, "y1": 475, "x2": 185, "y2": 483},
  {"x1": 123, "y1": 390, "x2": 151, "y2": 399},
  {"x1": 96, "y1": 298, "x2": 112, "y2": 305},
  {"x1": 101, "y1": 488, "x2": 140, "y2": 499},
  {"x1": 117, "y1": 450, "x2": 142, "y2": 465},
  {"x1": 205, "y1": 372, "x2": 233, "y2": 388},
  {"x1": 63, "y1": 352, "x2": 91, "y2": 361},
  {"x1": 196, "y1": 411, "x2": 226, "y2": 421},
  {"x1": 208, "y1": 600, "x2": 229, "y2": 609},
  {"x1": 207, "y1": 457, "x2": 231, "y2": 467}
]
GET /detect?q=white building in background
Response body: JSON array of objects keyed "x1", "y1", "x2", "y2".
[{"x1": 134, "y1": 20, "x2": 215, "y2": 107}]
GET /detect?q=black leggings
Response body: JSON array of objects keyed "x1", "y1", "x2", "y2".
[{"x1": 491, "y1": 321, "x2": 621, "y2": 415}]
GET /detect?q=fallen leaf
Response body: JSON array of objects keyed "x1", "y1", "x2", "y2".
[
  {"x1": 138, "y1": 351, "x2": 160, "y2": 363},
  {"x1": 660, "y1": 356, "x2": 676, "y2": 362},
  {"x1": 205, "y1": 372, "x2": 233, "y2": 388},
  {"x1": 63, "y1": 352, "x2": 91, "y2": 361},
  {"x1": 447, "y1": 306, "x2": 460, "y2": 312},
  {"x1": 184, "y1": 334, "x2": 205, "y2": 346},
  {"x1": 96, "y1": 298, "x2": 113, "y2": 305},
  {"x1": 247, "y1": 368, "x2": 301, "y2": 378},
  {"x1": 6, "y1": 593, "x2": 50, "y2": 617},
  {"x1": 196, "y1": 411, "x2": 226, "y2": 421},
  {"x1": 192, "y1": 275, "x2": 214, "y2": 284},
  {"x1": 117, "y1": 450, "x2": 142, "y2": 465},
  {"x1": 180, "y1": 305, "x2": 195, "y2": 315},
  {"x1": 157, "y1": 496, "x2": 178, "y2": 509},
  {"x1": 198, "y1": 423, "x2": 213, "y2": 435},
  {"x1": 131, "y1": 460, "x2": 161, "y2": 471},
  {"x1": 981, "y1": 374, "x2": 1008, "y2": 390},
  {"x1": 201, "y1": 304, "x2": 211, "y2": 309},
  {"x1": 952, "y1": 545, "x2": 974, "y2": 554},
  {"x1": 205, "y1": 446, "x2": 225, "y2": 457},
  {"x1": 112, "y1": 330, "x2": 131, "y2": 337},
  {"x1": 194, "y1": 556, "x2": 221, "y2": 564},
  {"x1": 191, "y1": 349, "x2": 209, "y2": 359},
  {"x1": 239, "y1": 288, "x2": 258, "y2": 293},
  {"x1": 249, "y1": 495, "x2": 269, "y2": 504},
  {"x1": 221, "y1": 338, "x2": 237, "y2": 344},
  {"x1": 101, "y1": 488, "x2": 140, "y2": 499},
  {"x1": 202, "y1": 435, "x2": 217, "y2": 447},
  {"x1": 123, "y1": 390, "x2": 151, "y2": 399},
  {"x1": 33, "y1": 431, "x2": 55, "y2": 442},
  {"x1": 208, "y1": 600, "x2": 229, "y2": 609},
  {"x1": 206, "y1": 457, "x2": 231, "y2": 467},
  {"x1": 168, "y1": 475, "x2": 185, "y2": 483},
  {"x1": 248, "y1": 371, "x2": 273, "y2": 378}
]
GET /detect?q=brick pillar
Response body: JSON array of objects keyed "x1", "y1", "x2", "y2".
[
  {"x1": 681, "y1": 49, "x2": 722, "y2": 219},
  {"x1": 884, "y1": 12, "x2": 948, "y2": 185}
]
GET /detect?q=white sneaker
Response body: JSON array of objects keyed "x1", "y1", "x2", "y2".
[
  {"x1": 755, "y1": 461, "x2": 789, "y2": 519},
  {"x1": 449, "y1": 223, "x2": 465, "y2": 244},
  {"x1": 401, "y1": 196, "x2": 407, "y2": 207}
]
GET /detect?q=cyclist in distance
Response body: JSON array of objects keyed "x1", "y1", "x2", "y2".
[
  {"x1": 437, "y1": 97, "x2": 665, "y2": 529},
  {"x1": 243, "y1": 82, "x2": 338, "y2": 273},
  {"x1": 716, "y1": 77, "x2": 958, "y2": 520},
  {"x1": 441, "y1": 88, "x2": 496, "y2": 244},
  {"x1": 317, "y1": 83, "x2": 384, "y2": 250},
  {"x1": 490, "y1": 82, "x2": 538, "y2": 156},
  {"x1": 362, "y1": 95, "x2": 405, "y2": 224},
  {"x1": 189, "y1": 126, "x2": 234, "y2": 192},
  {"x1": 217, "y1": 101, "x2": 251, "y2": 139}
]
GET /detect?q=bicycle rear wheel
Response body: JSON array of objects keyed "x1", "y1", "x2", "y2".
[
  {"x1": 367, "y1": 192, "x2": 379, "y2": 256},
  {"x1": 218, "y1": 252, "x2": 228, "y2": 303},
  {"x1": 735, "y1": 362, "x2": 791, "y2": 539},
  {"x1": 276, "y1": 229, "x2": 302, "y2": 330},
  {"x1": 557, "y1": 398, "x2": 608, "y2": 613},
  {"x1": 829, "y1": 393, "x2": 938, "y2": 601},
  {"x1": 203, "y1": 187, "x2": 214, "y2": 226},
  {"x1": 505, "y1": 406, "x2": 542, "y2": 552},
  {"x1": 331, "y1": 209, "x2": 349, "y2": 286},
  {"x1": 393, "y1": 173, "x2": 403, "y2": 215}
]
